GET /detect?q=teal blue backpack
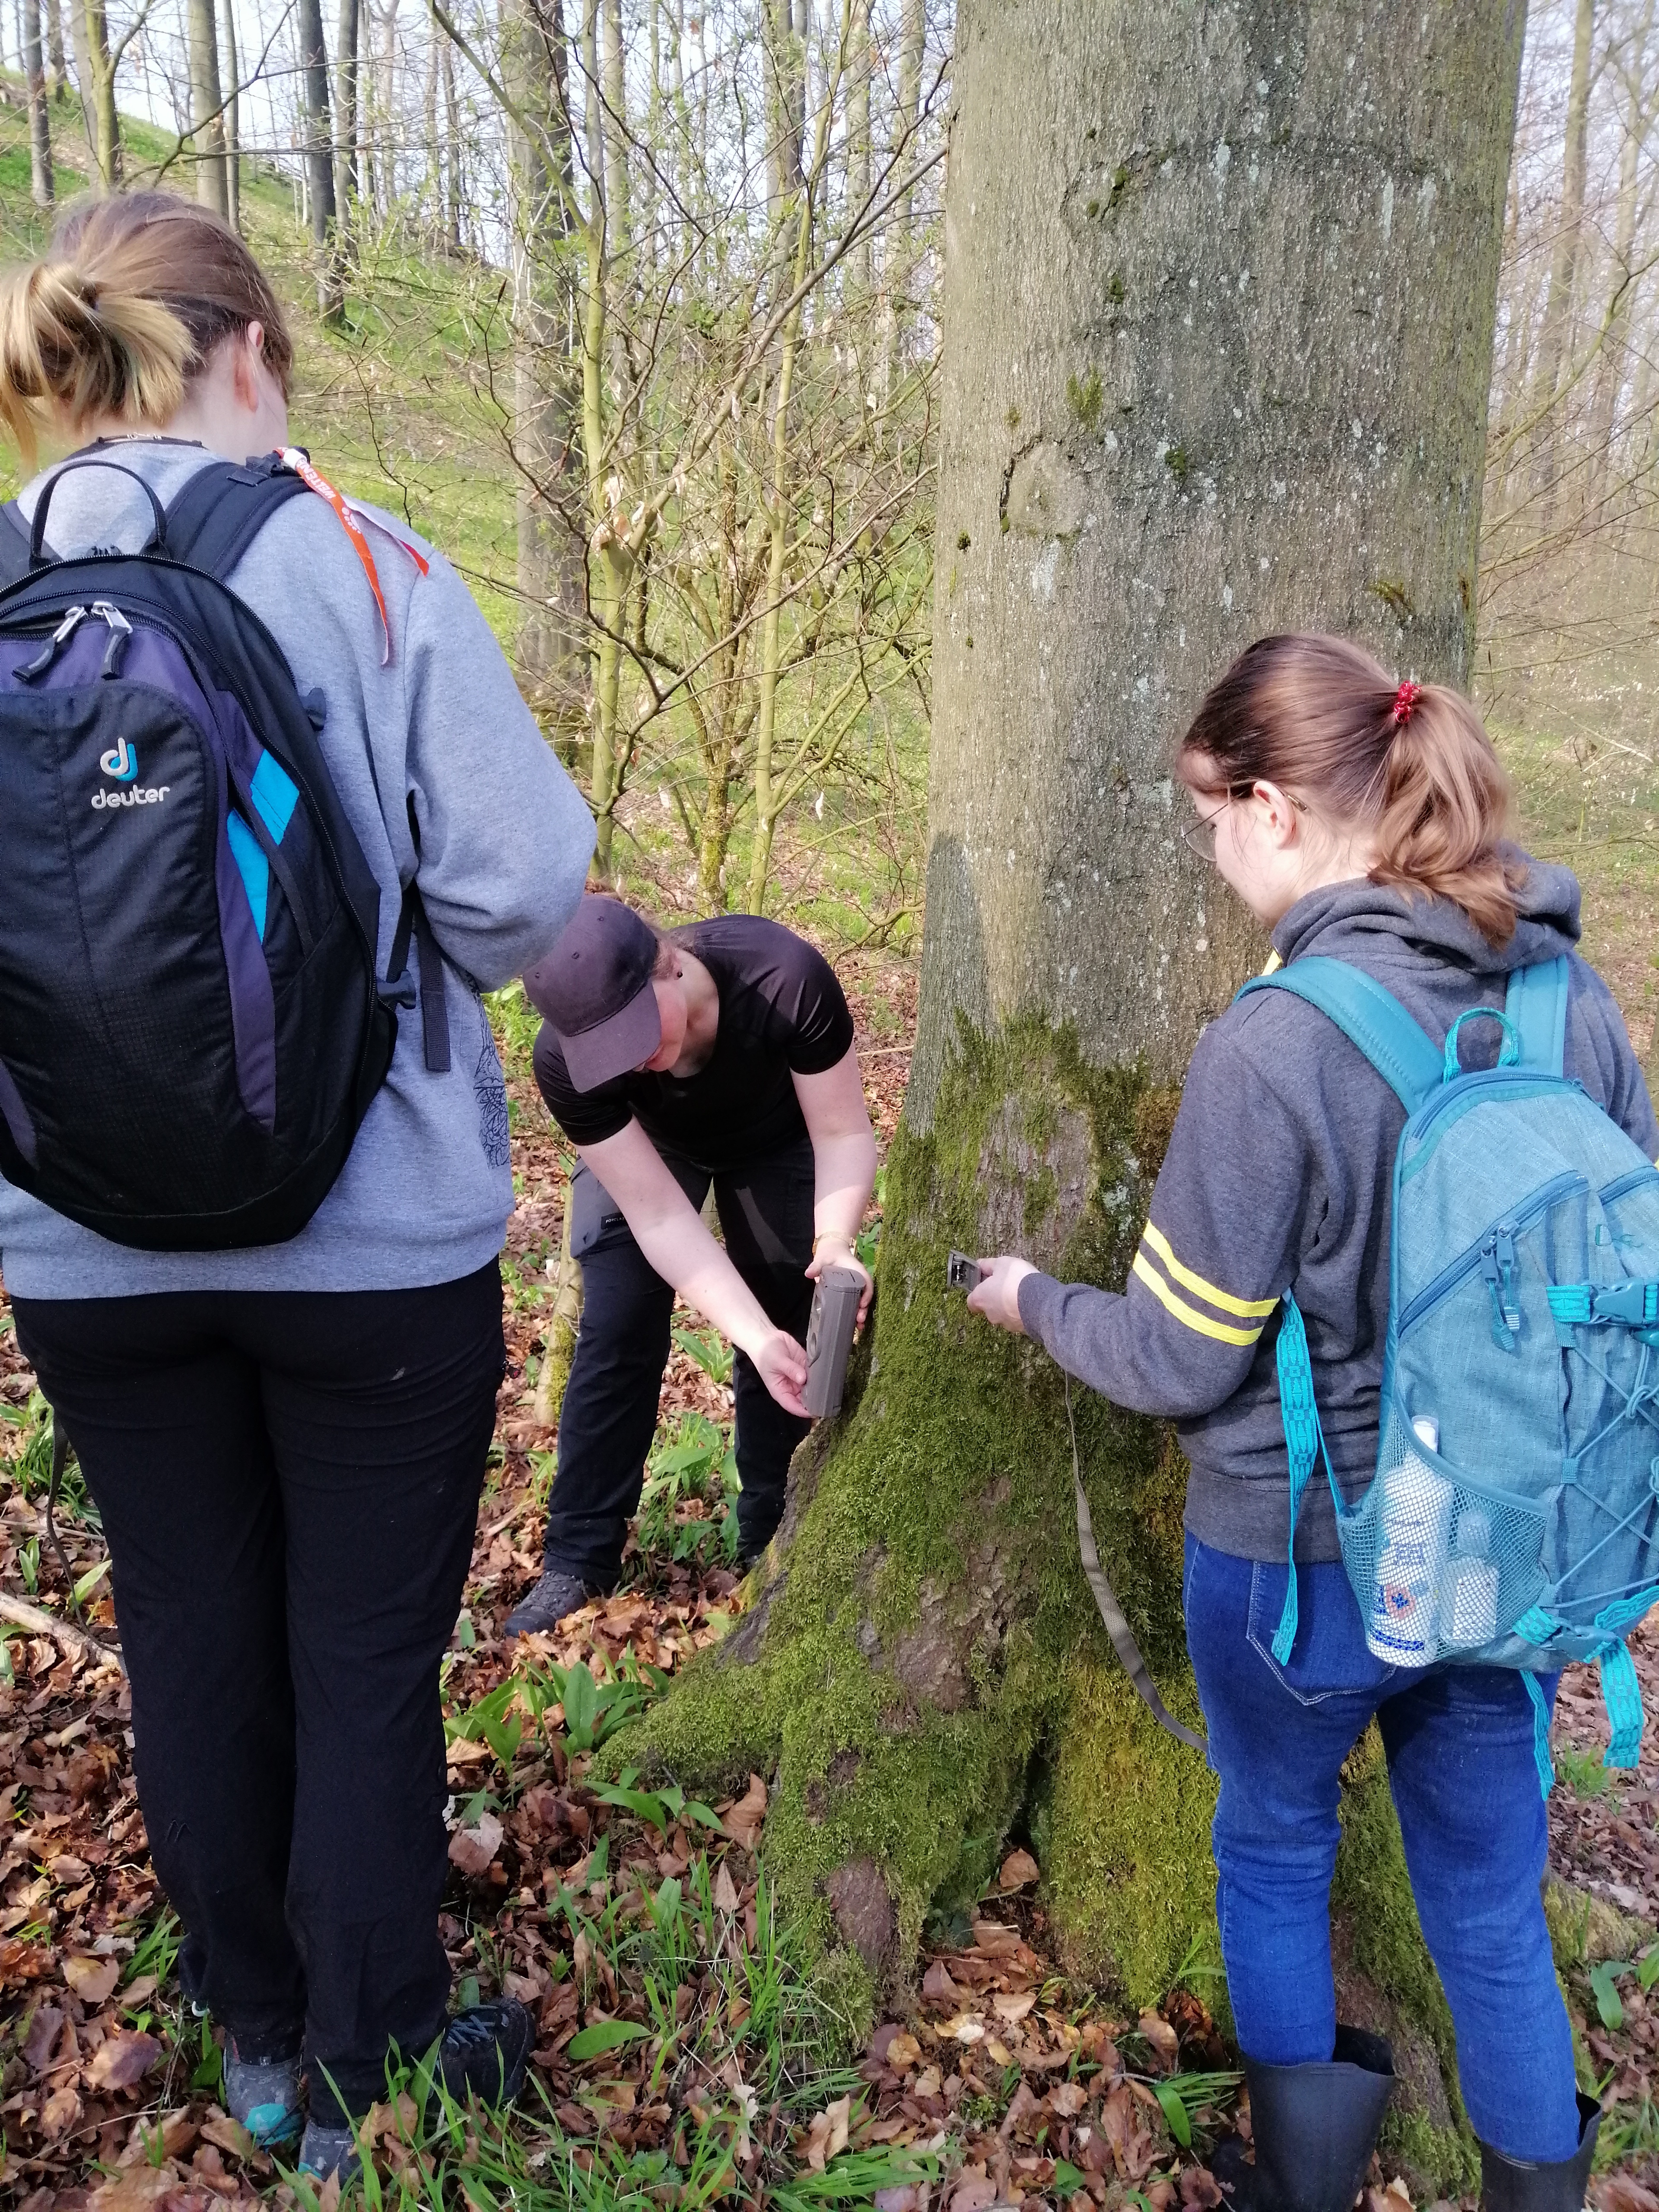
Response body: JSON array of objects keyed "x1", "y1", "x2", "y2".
[{"x1": 1240, "y1": 954, "x2": 1659, "y2": 1793}]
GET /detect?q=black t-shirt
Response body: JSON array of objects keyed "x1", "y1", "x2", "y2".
[{"x1": 532, "y1": 916, "x2": 855, "y2": 1172}]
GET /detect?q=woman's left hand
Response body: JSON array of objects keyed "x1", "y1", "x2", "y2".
[
  {"x1": 806, "y1": 1237, "x2": 874, "y2": 1323},
  {"x1": 966, "y1": 1254, "x2": 1036, "y2": 1335}
]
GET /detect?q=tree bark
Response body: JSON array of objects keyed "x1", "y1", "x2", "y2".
[
  {"x1": 634, "y1": 0, "x2": 1525, "y2": 2190},
  {"x1": 502, "y1": 0, "x2": 588, "y2": 751},
  {"x1": 23, "y1": 0, "x2": 52, "y2": 208},
  {"x1": 441, "y1": 35, "x2": 462, "y2": 252},
  {"x1": 296, "y1": 0, "x2": 340, "y2": 320},
  {"x1": 220, "y1": 0, "x2": 240, "y2": 230},
  {"x1": 187, "y1": 0, "x2": 229, "y2": 217},
  {"x1": 44, "y1": 0, "x2": 63, "y2": 96},
  {"x1": 78, "y1": 0, "x2": 120, "y2": 190},
  {"x1": 333, "y1": 0, "x2": 358, "y2": 221},
  {"x1": 1529, "y1": 0, "x2": 1595, "y2": 512},
  {"x1": 846, "y1": 0, "x2": 870, "y2": 291}
]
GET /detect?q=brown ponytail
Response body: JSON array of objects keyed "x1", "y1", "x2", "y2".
[
  {"x1": 0, "y1": 192, "x2": 293, "y2": 468},
  {"x1": 1176, "y1": 633, "x2": 1526, "y2": 947}
]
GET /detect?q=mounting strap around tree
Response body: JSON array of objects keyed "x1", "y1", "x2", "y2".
[{"x1": 1065, "y1": 1377, "x2": 1205, "y2": 1754}]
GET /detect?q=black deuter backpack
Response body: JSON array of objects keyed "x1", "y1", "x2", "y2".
[{"x1": 0, "y1": 446, "x2": 448, "y2": 1251}]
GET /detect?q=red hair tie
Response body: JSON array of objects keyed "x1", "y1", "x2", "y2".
[{"x1": 1391, "y1": 680, "x2": 1422, "y2": 728}]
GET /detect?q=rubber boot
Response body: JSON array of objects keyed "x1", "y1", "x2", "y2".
[
  {"x1": 1214, "y1": 2025, "x2": 1395, "y2": 2212},
  {"x1": 1479, "y1": 2093, "x2": 1600, "y2": 2212}
]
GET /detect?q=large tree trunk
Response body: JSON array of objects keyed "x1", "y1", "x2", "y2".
[
  {"x1": 220, "y1": 0, "x2": 240, "y2": 231},
  {"x1": 632, "y1": 0, "x2": 1524, "y2": 2190},
  {"x1": 333, "y1": 0, "x2": 359, "y2": 224},
  {"x1": 187, "y1": 0, "x2": 229, "y2": 217},
  {"x1": 23, "y1": 0, "x2": 53, "y2": 209},
  {"x1": 1529, "y1": 0, "x2": 1595, "y2": 513},
  {"x1": 74, "y1": 0, "x2": 119, "y2": 190},
  {"x1": 502, "y1": 0, "x2": 588, "y2": 752},
  {"x1": 296, "y1": 0, "x2": 340, "y2": 321}
]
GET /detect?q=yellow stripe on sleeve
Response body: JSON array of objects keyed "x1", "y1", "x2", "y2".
[
  {"x1": 1260, "y1": 949, "x2": 1284, "y2": 975},
  {"x1": 1131, "y1": 1250, "x2": 1268, "y2": 1347},
  {"x1": 1141, "y1": 1222, "x2": 1279, "y2": 1319}
]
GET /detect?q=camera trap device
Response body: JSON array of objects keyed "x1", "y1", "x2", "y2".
[
  {"x1": 947, "y1": 1251, "x2": 983, "y2": 1293},
  {"x1": 804, "y1": 1265, "x2": 862, "y2": 1419}
]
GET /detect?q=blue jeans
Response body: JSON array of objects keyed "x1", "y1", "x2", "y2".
[{"x1": 1183, "y1": 1534, "x2": 1580, "y2": 2161}]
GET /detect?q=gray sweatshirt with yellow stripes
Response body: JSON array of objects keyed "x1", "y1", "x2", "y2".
[{"x1": 1015, "y1": 861, "x2": 1659, "y2": 1564}]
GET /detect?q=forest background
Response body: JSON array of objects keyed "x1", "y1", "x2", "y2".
[
  {"x1": 7, "y1": 1, "x2": 1659, "y2": 2209},
  {"x1": 1, "y1": 0, "x2": 1655, "y2": 1024}
]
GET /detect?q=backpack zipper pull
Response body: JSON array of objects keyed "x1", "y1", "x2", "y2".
[
  {"x1": 1480, "y1": 1231, "x2": 1519, "y2": 1350},
  {"x1": 1495, "y1": 1227, "x2": 1522, "y2": 1330},
  {"x1": 90, "y1": 600, "x2": 132, "y2": 678},
  {"x1": 18, "y1": 604, "x2": 88, "y2": 682}
]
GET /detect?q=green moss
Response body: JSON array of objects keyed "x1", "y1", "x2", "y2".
[
  {"x1": 630, "y1": 1015, "x2": 1178, "y2": 2028},
  {"x1": 630, "y1": 1014, "x2": 1478, "y2": 2140},
  {"x1": 1065, "y1": 367, "x2": 1104, "y2": 434}
]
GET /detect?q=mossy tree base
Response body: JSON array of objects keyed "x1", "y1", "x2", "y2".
[{"x1": 621, "y1": 1022, "x2": 1475, "y2": 2176}]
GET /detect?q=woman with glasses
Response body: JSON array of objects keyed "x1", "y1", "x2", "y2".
[{"x1": 968, "y1": 635, "x2": 1656, "y2": 2212}]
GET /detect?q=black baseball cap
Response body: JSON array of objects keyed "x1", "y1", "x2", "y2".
[{"x1": 523, "y1": 895, "x2": 663, "y2": 1090}]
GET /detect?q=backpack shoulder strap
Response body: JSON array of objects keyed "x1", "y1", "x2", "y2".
[
  {"x1": 1236, "y1": 955, "x2": 1443, "y2": 1113},
  {"x1": 0, "y1": 500, "x2": 32, "y2": 591},
  {"x1": 162, "y1": 455, "x2": 310, "y2": 580},
  {"x1": 1504, "y1": 955, "x2": 1570, "y2": 1077}
]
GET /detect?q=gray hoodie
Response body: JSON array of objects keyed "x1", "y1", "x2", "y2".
[
  {"x1": 0, "y1": 440, "x2": 595, "y2": 1297},
  {"x1": 1017, "y1": 861, "x2": 1659, "y2": 1563}
]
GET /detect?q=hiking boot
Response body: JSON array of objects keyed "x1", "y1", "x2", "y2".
[
  {"x1": 436, "y1": 1997, "x2": 533, "y2": 2108},
  {"x1": 224, "y1": 2037, "x2": 303, "y2": 2151},
  {"x1": 1214, "y1": 2025, "x2": 1395, "y2": 2212},
  {"x1": 502, "y1": 1567, "x2": 595, "y2": 1639},
  {"x1": 1479, "y1": 2093, "x2": 1601, "y2": 2212}
]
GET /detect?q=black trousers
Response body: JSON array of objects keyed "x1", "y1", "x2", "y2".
[
  {"x1": 543, "y1": 1140, "x2": 814, "y2": 1586},
  {"x1": 13, "y1": 1263, "x2": 504, "y2": 2116}
]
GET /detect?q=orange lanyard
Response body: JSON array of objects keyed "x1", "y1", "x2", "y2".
[{"x1": 277, "y1": 447, "x2": 429, "y2": 664}]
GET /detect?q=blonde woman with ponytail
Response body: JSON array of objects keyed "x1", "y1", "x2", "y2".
[
  {"x1": 969, "y1": 634, "x2": 1658, "y2": 2212},
  {"x1": 0, "y1": 195, "x2": 595, "y2": 2177}
]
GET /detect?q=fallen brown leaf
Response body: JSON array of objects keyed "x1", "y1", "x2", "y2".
[
  {"x1": 998, "y1": 2081, "x2": 1041, "y2": 2139},
  {"x1": 22, "y1": 2001, "x2": 64, "y2": 2072},
  {"x1": 1595, "y1": 2183, "x2": 1659, "y2": 2212},
  {"x1": 885, "y1": 2030, "x2": 922, "y2": 2071},
  {"x1": 89, "y1": 2165, "x2": 183, "y2": 2212},
  {"x1": 999, "y1": 1847, "x2": 1039, "y2": 1890},
  {"x1": 1047, "y1": 2081, "x2": 1087, "y2": 2117},
  {"x1": 447, "y1": 1811, "x2": 504, "y2": 1878},
  {"x1": 1181, "y1": 2169, "x2": 1224, "y2": 2209},
  {"x1": 720, "y1": 1772, "x2": 768, "y2": 1850},
  {"x1": 970, "y1": 1918, "x2": 1022, "y2": 1957},
  {"x1": 991, "y1": 1990, "x2": 1035, "y2": 2024},
  {"x1": 65, "y1": 1953, "x2": 121, "y2": 2005},
  {"x1": 922, "y1": 1958, "x2": 963, "y2": 2007},
  {"x1": 798, "y1": 2093, "x2": 851, "y2": 2172},
  {"x1": 198, "y1": 2113, "x2": 257, "y2": 2162},
  {"x1": 947, "y1": 2173, "x2": 998, "y2": 2212},
  {"x1": 39, "y1": 2080, "x2": 83, "y2": 2140},
  {"x1": 712, "y1": 1859, "x2": 739, "y2": 1914},
  {"x1": 1137, "y1": 2010, "x2": 1180, "y2": 2071},
  {"x1": 88, "y1": 2028, "x2": 162, "y2": 2092}
]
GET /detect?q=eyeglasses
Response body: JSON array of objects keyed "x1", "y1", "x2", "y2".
[
  {"x1": 1180, "y1": 793, "x2": 1240, "y2": 855},
  {"x1": 1180, "y1": 785, "x2": 1307, "y2": 856}
]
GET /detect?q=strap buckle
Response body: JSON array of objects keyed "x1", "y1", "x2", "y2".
[{"x1": 1592, "y1": 1281, "x2": 1658, "y2": 1325}]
